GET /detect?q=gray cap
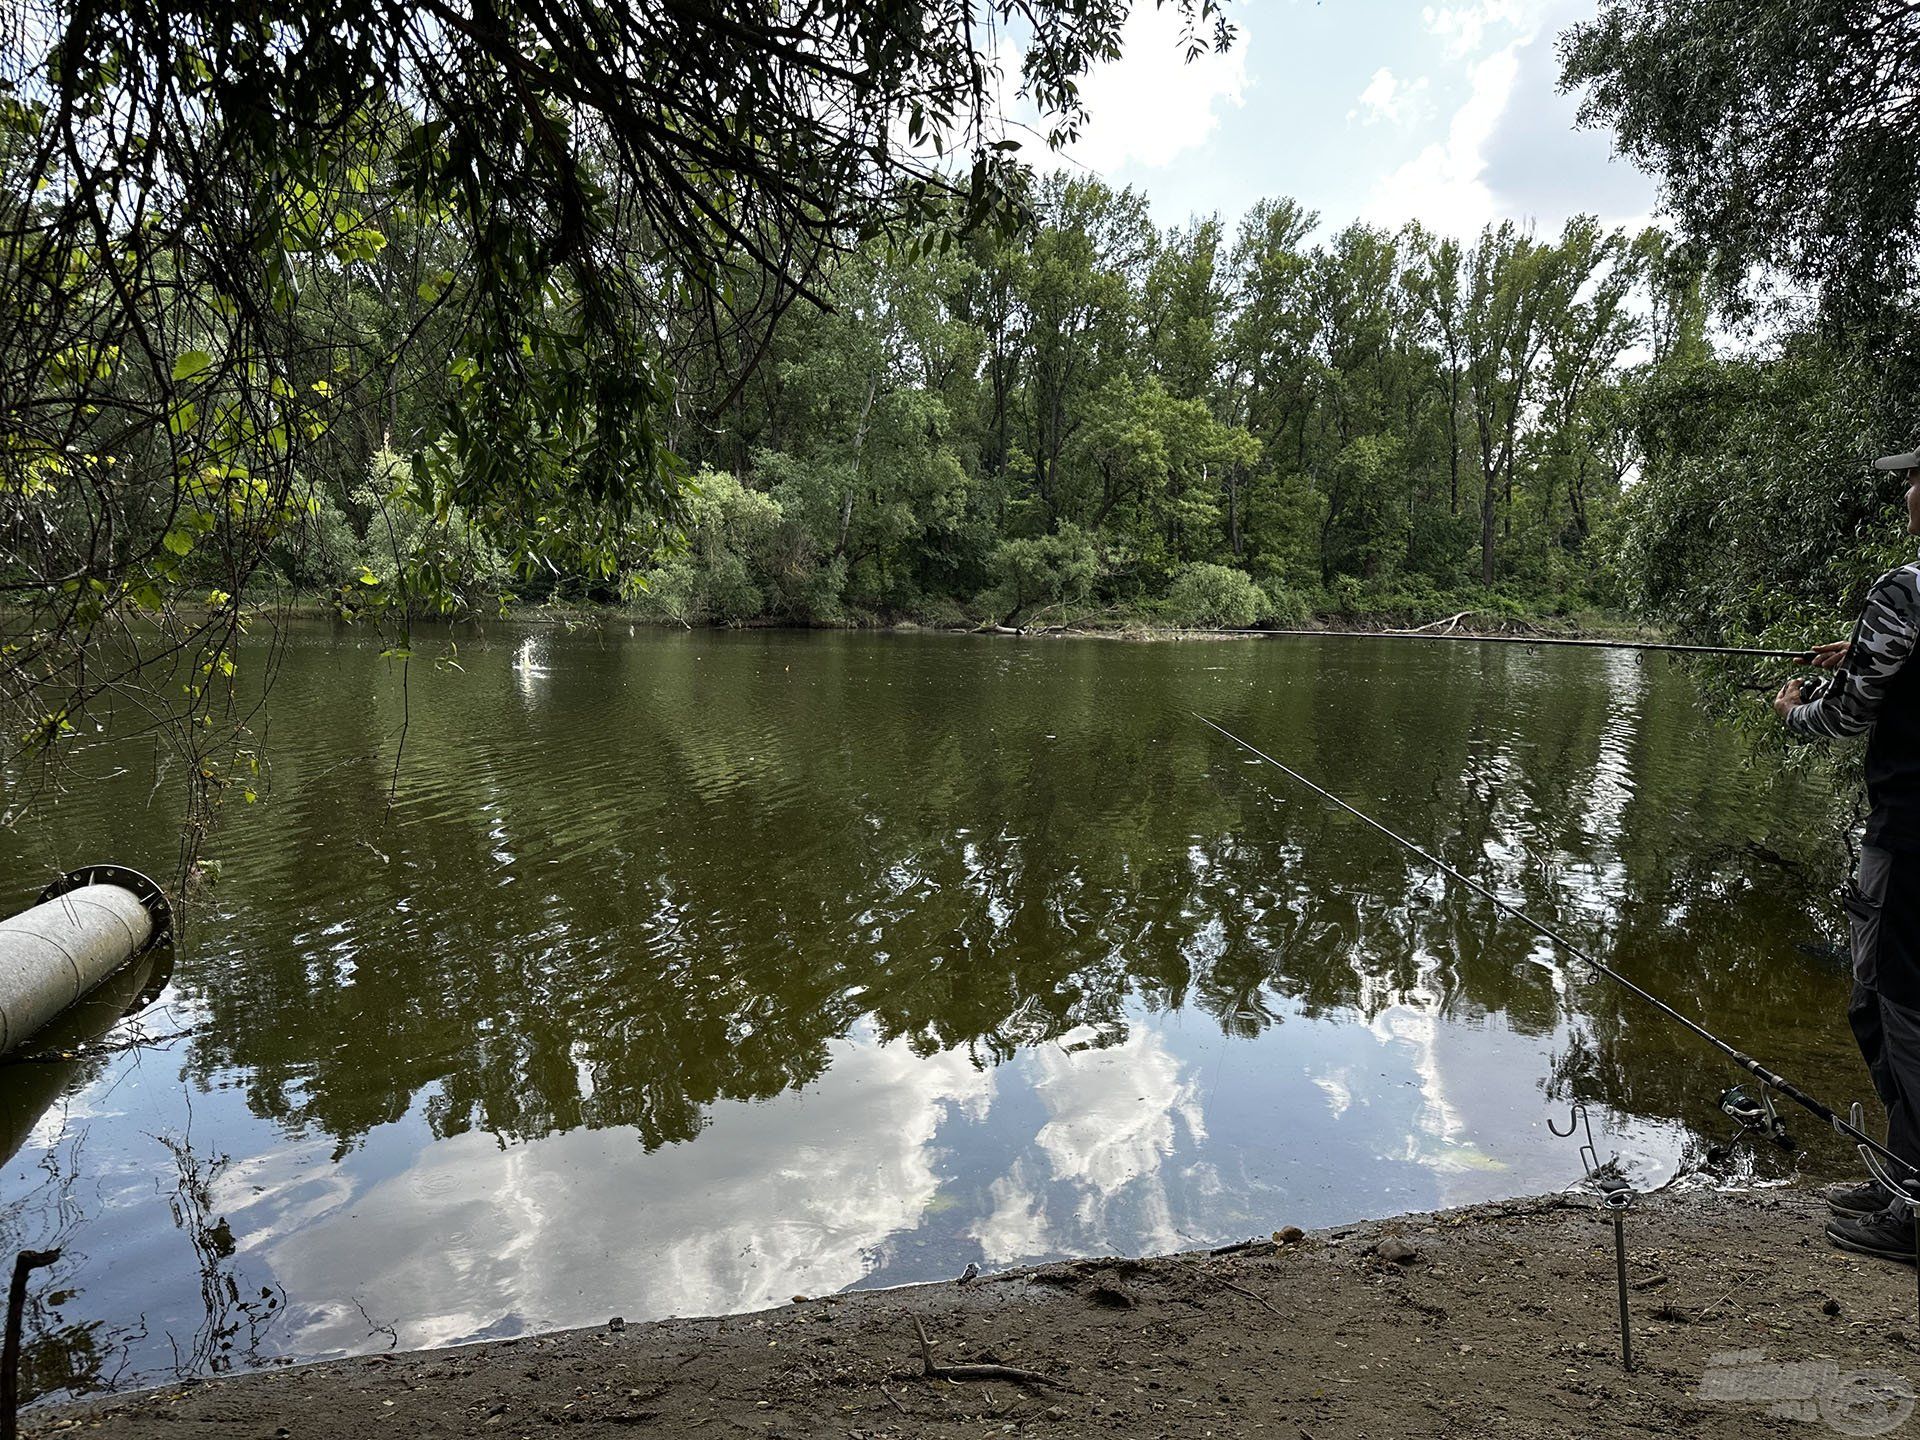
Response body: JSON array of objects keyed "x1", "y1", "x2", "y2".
[{"x1": 1875, "y1": 449, "x2": 1920, "y2": 470}]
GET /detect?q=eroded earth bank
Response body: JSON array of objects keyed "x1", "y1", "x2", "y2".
[{"x1": 35, "y1": 1188, "x2": 1920, "y2": 1439}]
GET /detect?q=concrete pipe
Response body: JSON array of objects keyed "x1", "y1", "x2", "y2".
[{"x1": 0, "y1": 865, "x2": 171, "y2": 1057}]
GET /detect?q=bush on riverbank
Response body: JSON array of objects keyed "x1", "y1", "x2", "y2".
[
  {"x1": 520, "y1": 466, "x2": 1599, "y2": 634},
  {"x1": 253, "y1": 461, "x2": 1616, "y2": 636},
  {"x1": 1165, "y1": 563, "x2": 1269, "y2": 627}
]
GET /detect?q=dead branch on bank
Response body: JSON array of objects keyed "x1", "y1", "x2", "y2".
[
  {"x1": 1392, "y1": 610, "x2": 1473, "y2": 636},
  {"x1": 907, "y1": 1313, "x2": 1074, "y2": 1391}
]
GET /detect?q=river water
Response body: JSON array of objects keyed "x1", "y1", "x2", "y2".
[{"x1": 0, "y1": 625, "x2": 1861, "y2": 1398}]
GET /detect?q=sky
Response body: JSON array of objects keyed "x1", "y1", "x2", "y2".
[{"x1": 1027, "y1": 0, "x2": 1661, "y2": 242}]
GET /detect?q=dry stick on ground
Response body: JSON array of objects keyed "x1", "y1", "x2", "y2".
[
  {"x1": 1209, "y1": 1237, "x2": 1278, "y2": 1257},
  {"x1": 908, "y1": 1313, "x2": 1074, "y2": 1392},
  {"x1": 1695, "y1": 1269, "x2": 1765, "y2": 1324},
  {"x1": 1201, "y1": 1269, "x2": 1286, "y2": 1318},
  {"x1": 1480, "y1": 1196, "x2": 1585, "y2": 1221}
]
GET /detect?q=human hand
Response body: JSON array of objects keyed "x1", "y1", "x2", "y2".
[
  {"x1": 1808, "y1": 640, "x2": 1851, "y2": 671},
  {"x1": 1774, "y1": 678, "x2": 1804, "y2": 720}
]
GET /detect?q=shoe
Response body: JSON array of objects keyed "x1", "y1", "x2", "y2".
[
  {"x1": 1826, "y1": 1178, "x2": 1897, "y2": 1217},
  {"x1": 1826, "y1": 1203, "x2": 1919, "y2": 1265}
]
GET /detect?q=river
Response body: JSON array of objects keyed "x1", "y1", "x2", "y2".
[{"x1": 0, "y1": 624, "x2": 1856, "y2": 1398}]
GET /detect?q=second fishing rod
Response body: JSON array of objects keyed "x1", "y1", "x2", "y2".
[
  {"x1": 1227, "y1": 629, "x2": 1822, "y2": 662},
  {"x1": 1195, "y1": 711, "x2": 1920, "y2": 1187}
]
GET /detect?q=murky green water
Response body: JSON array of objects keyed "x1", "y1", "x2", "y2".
[{"x1": 0, "y1": 625, "x2": 1865, "y2": 1398}]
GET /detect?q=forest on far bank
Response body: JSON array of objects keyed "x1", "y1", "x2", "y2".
[
  {"x1": 217, "y1": 164, "x2": 1920, "y2": 644},
  {"x1": 284, "y1": 168, "x2": 1657, "y2": 632}
]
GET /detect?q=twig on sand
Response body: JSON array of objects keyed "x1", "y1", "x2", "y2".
[
  {"x1": 1209, "y1": 1237, "x2": 1277, "y2": 1257},
  {"x1": 908, "y1": 1313, "x2": 1073, "y2": 1391},
  {"x1": 879, "y1": 1384, "x2": 908, "y2": 1416},
  {"x1": 1695, "y1": 1289, "x2": 1737, "y2": 1323},
  {"x1": 1205, "y1": 1272, "x2": 1285, "y2": 1318},
  {"x1": 1695, "y1": 1268, "x2": 1763, "y2": 1324}
]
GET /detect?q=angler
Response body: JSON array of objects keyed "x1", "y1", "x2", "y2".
[{"x1": 1775, "y1": 448, "x2": 1920, "y2": 1263}]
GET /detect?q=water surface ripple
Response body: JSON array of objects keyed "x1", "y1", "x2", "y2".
[{"x1": 0, "y1": 626, "x2": 1847, "y2": 1399}]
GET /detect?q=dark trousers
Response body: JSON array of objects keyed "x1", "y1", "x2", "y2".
[{"x1": 1847, "y1": 846, "x2": 1920, "y2": 1171}]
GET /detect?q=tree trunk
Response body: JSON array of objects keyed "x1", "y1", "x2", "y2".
[
  {"x1": 1446, "y1": 374, "x2": 1460, "y2": 515},
  {"x1": 1569, "y1": 453, "x2": 1590, "y2": 543},
  {"x1": 1480, "y1": 472, "x2": 1497, "y2": 588},
  {"x1": 835, "y1": 493, "x2": 855, "y2": 557},
  {"x1": 835, "y1": 376, "x2": 879, "y2": 560},
  {"x1": 1089, "y1": 461, "x2": 1124, "y2": 531}
]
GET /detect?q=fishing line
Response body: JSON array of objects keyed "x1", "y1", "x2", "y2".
[
  {"x1": 1194, "y1": 711, "x2": 1918, "y2": 1183},
  {"x1": 1227, "y1": 630, "x2": 1815, "y2": 661}
]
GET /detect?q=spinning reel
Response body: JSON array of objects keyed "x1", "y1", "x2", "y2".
[{"x1": 1708, "y1": 1083, "x2": 1796, "y2": 1162}]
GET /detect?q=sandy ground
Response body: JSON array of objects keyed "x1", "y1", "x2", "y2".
[{"x1": 33, "y1": 1187, "x2": 1920, "y2": 1438}]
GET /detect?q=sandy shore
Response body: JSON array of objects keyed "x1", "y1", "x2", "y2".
[{"x1": 33, "y1": 1187, "x2": 1920, "y2": 1438}]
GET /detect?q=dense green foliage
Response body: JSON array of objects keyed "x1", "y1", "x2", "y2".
[
  {"x1": 1568, "y1": 2, "x2": 1920, "y2": 659},
  {"x1": 1564, "y1": 0, "x2": 1920, "y2": 858},
  {"x1": 0, "y1": 0, "x2": 1241, "y2": 794},
  {"x1": 16, "y1": 0, "x2": 1919, "y2": 815},
  {"x1": 67, "y1": 170, "x2": 1637, "y2": 643},
  {"x1": 609, "y1": 185, "x2": 1646, "y2": 630},
  {"x1": 1564, "y1": 0, "x2": 1920, "y2": 325}
]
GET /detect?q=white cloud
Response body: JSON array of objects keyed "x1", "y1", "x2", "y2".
[
  {"x1": 1312, "y1": 1068, "x2": 1354, "y2": 1119},
  {"x1": 1363, "y1": 44, "x2": 1521, "y2": 237},
  {"x1": 1030, "y1": 1026, "x2": 1205, "y2": 1198},
  {"x1": 968, "y1": 1161, "x2": 1054, "y2": 1264},
  {"x1": 1365, "y1": 0, "x2": 1656, "y2": 238},
  {"x1": 1351, "y1": 67, "x2": 1429, "y2": 127},
  {"x1": 1063, "y1": 2, "x2": 1249, "y2": 175},
  {"x1": 1018, "y1": 1026, "x2": 1206, "y2": 1255},
  {"x1": 1421, "y1": 0, "x2": 1535, "y2": 58},
  {"x1": 962, "y1": 1024, "x2": 1221, "y2": 1266},
  {"x1": 1476, "y1": 1, "x2": 1659, "y2": 231}
]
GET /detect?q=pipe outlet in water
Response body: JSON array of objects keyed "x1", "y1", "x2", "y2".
[{"x1": 0, "y1": 867, "x2": 170, "y2": 1057}]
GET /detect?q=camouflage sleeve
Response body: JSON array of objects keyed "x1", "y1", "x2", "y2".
[{"x1": 1786, "y1": 567, "x2": 1920, "y2": 739}]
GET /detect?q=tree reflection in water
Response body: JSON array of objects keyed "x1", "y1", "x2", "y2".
[{"x1": 0, "y1": 626, "x2": 1849, "y2": 1395}]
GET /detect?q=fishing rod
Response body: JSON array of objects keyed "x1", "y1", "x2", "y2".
[
  {"x1": 1194, "y1": 711, "x2": 1918, "y2": 1184},
  {"x1": 1228, "y1": 629, "x2": 1817, "y2": 661}
]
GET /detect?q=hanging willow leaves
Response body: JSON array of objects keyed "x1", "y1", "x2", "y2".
[{"x1": 0, "y1": 0, "x2": 1238, "y2": 821}]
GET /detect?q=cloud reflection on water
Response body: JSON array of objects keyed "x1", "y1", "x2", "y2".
[
  {"x1": 233, "y1": 1034, "x2": 993, "y2": 1355},
  {"x1": 0, "y1": 628, "x2": 1845, "y2": 1395}
]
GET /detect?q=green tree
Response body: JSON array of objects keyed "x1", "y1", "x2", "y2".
[
  {"x1": 1166, "y1": 561, "x2": 1268, "y2": 627},
  {"x1": 1013, "y1": 177, "x2": 1156, "y2": 529},
  {"x1": 0, "y1": 0, "x2": 1239, "y2": 788},
  {"x1": 1532, "y1": 219, "x2": 1642, "y2": 549},
  {"x1": 1223, "y1": 199, "x2": 1324, "y2": 581},
  {"x1": 1144, "y1": 218, "x2": 1229, "y2": 404},
  {"x1": 1461, "y1": 223, "x2": 1551, "y2": 588},
  {"x1": 983, "y1": 525, "x2": 1101, "y2": 627},
  {"x1": 1563, "y1": 0, "x2": 1920, "y2": 323},
  {"x1": 636, "y1": 471, "x2": 787, "y2": 627}
]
